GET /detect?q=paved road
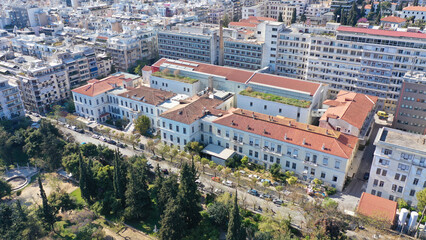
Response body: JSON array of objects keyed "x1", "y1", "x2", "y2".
[
  {"x1": 343, "y1": 121, "x2": 384, "y2": 198},
  {"x1": 58, "y1": 125, "x2": 306, "y2": 227}
]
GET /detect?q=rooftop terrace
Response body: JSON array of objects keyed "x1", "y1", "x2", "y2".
[
  {"x1": 151, "y1": 71, "x2": 199, "y2": 84},
  {"x1": 239, "y1": 89, "x2": 311, "y2": 108}
]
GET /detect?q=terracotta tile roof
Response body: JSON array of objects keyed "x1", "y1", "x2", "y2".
[
  {"x1": 96, "y1": 36, "x2": 108, "y2": 40},
  {"x1": 337, "y1": 26, "x2": 426, "y2": 39},
  {"x1": 320, "y1": 91, "x2": 378, "y2": 129},
  {"x1": 403, "y1": 6, "x2": 426, "y2": 11},
  {"x1": 381, "y1": 16, "x2": 406, "y2": 23},
  {"x1": 249, "y1": 73, "x2": 321, "y2": 96},
  {"x1": 142, "y1": 65, "x2": 152, "y2": 71},
  {"x1": 72, "y1": 74, "x2": 131, "y2": 97},
  {"x1": 151, "y1": 58, "x2": 321, "y2": 95},
  {"x1": 357, "y1": 193, "x2": 397, "y2": 224},
  {"x1": 213, "y1": 109, "x2": 358, "y2": 159},
  {"x1": 365, "y1": 4, "x2": 371, "y2": 9},
  {"x1": 160, "y1": 95, "x2": 226, "y2": 124},
  {"x1": 251, "y1": 16, "x2": 277, "y2": 22},
  {"x1": 229, "y1": 22, "x2": 257, "y2": 28},
  {"x1": 118, "y1": 86, "x2": 176, "y2": 106}
]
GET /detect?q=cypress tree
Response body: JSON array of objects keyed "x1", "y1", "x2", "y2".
[
  {"x1": 113, "y1": 149, "x2": 126, "y2": 206},
  {"x1": 226, "y1": 192, "x2": 245, "y2": 240},
  {"x1": 86, "y1": 158, "x2": 96, "y2": 202},
  {"x1": 278, "y1": 12, "x2": 283, "y2": 22},
  {"x1": 158, "y1": 198, "x2": 184, "y2": 240},
  {"x1": 291, "y1": 8, "x2": 297, "y2": 24},
  {"x1": 333, "y1": 6, "x2": 341, "y2": 21},
  {"x1": 348, "y1": 1, "x2": 359, "y2": 26},
  {"x1": 157, "y1": 175, "x2": 179, "y2": 215},
  {"x1": 360, "y1": 2, "x2": 366, "y2": 17},
  {"x1": 38, "y1": 176, "x2": 55, "y2": 230},
  {"x1": 340, "y1": 8, "x2": 347, "y2": 25},
  {"x1": 78, "y1": 153, "x2": 89, "y2": 202},
  {"x1": 124, "y1": 158, "x2": 151, "y2": 220},
  {"x1": 178, "y1": 162, "x2": 202, "y2": 232}
]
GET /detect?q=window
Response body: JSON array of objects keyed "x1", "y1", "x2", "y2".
[
  {"x1": 176, "y1": 126, "x2": 179, "y2": 132},
  {"x1": 305, "y1": 153, "x2": 311, "y2": 161},
  {"x1": 389, "y1": 195, "x2": 394, "y2": 201},
  {"x1": 169, "y1": 124, "x2": 172, "y2": 130},
  {"x1": 287, "y1": 148, "x2": 292, "y2": 156},
  {"x1": 270, "y1": 156, "x2": 274, "y2": 163},
  {"x1": 239, "y1": 147, "x2": 242, "y2": 153},
  {"x1": 382, "y1": 148, "x2": 392, "y2": 155},
  {"x1": 401, "y1": 153, "x2": 413, "y2": 160},
  {"x1": 217, "y1": 129, "x2": 221, "y2": 135},
  {"x1": 332, "y1": 176, "x2": 338, "y2": 182},
  {"x1": 379, "y1": 159, "x2": 390, "y2": 166},
  {"x1": 377, "y1": 191, "x2": 382, "y2": 197},
  {"x1": 293, "y1": 149, "x2": 299, "y2": 158},
  {"x1": 373, "y1": 179, "x2": 378, "y2": 186},
  {"x1": 371, "y1": 189, "x2": 376, "y2": 195},
  {"x1": 395, "y1": 173, "x2": 400, "y2": 180},
  {"x1": 321, "y1": 172, "x2": 326, "y2": 178},
  {"x1": 416, "y1": 168, "x2": 422, "y2": 175},
  {"x1": 226, "y1": 143, "x2": 229, "y2": 148},
  {"x1": 410, "y1": 190, "x2": 416, "y2": 197},
  {"x1": 376, "y1": 168, "x2": 381, "y2": 175},
  {"x1": 310, "y1": 168, "x2": 315, "y2": 175},
  {"x1": 276, "y1": 158, "x2": 280, "y2": 164},
  {"x1": 322, "y1": 158, "x2": 328, "y2": 166},
  {"x1": 392, "y1": 184, "x2": 397, "y2": 191},
  {"x1": 397, "y1": 186, "x2": 403, "y2": 193},
  {"x1": 413, "y1": 178, "x2": 419, "y2": 185},
  {"x1": 225, "y1": 130, "x2": 229, "y2": 138},
  {"x1": 401, "y1": 175, "x2": 406, "y2": 182},
  {"x1": 312, "y1": 155, "x2": 317, "y2": 164},
  {"x1": 249, "y1": 150, "x2": 253, "y2": 156},
  {"x1": 382, "y1": 170, "x2": 387, "y2": 176},
  {"x1": 264, "y1": 154, "x2": 268, "y2": 161},
  {"x1": 379, "y1": 181, "x2": 384, "y2": 187},
  {"x1": 292, "y1": 163, "x2": 296, "y2": 169},
  {"x1": 183, "y1": 128, "x2": 186, "y2": 134},
  {"x1": 398, "y1": 163, "x2": 409, "y2": 171},
  {"x1": 335, "y1": 161, "x2": 341, "y2": 169},
  {"x1": 163, "y1": 133, "x2": 167, "y2": 139},
  {"x1": 277, "y1": 145, "x2": 281, "y2": 153}
]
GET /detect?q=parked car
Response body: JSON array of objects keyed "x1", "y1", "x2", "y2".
[
  {"x1": 273, "y1": 199, "x2": 284, "y2": 205},
  {"x1": 261, "y1": 179, "x2": 271, "y2": 184},
  {"x1": 150, "y1": 155, "x2": 160, "y2": 161},
  {"x1": 249, "y1": 174, "x2": 261, "y2": 180},
  {"x1": 92, "y1": 134, "x2": 100, "y2": 139},
  {"x1": 260, "y1": 194, "x2": 272, "y2": 200},
  {"x1": 162, "y1": 169, "x2": 169, "y2": 175},
  {"x1": 222, "y1": 180, "x2": 234, "y2": 187},
  {"x1": 214, "y1": 188, "x2": 224, "y2": 194},
  {"x1": 70, "y1": 126, "x2": 76, "y2": 131},
  {"x1": 117, "y1": 143, "x2": 125, "y2": 148},
  {"x1": 100, "y1": 136, "x2": 107, "y2": 142},
  {"x1": 247, "y1": 189, "x2": 259, "y2": 196},
  {"x1": 107, "y1": 139, "x2": 116, "y2": 145},
  {"x1": 363, "y1": 172, "x2": 370, "y2": 180},
  {"x1": 75, "y1": 128, "x2": 84, "y2": 133},
  {"x1": 212, "y1": 177, "x2": 221, "y2": 183}
]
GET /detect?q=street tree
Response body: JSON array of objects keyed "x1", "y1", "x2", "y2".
[
  {"x1": 184, "y1": 141, "x2": 204, "y2": 162},
  {"x1": 417, "y1": 188, "x2": 426, "y2": 210},
  {"x1": 158, "y1": 143, "x2": 170, "y2": 160},
  {"x1": 200, "y1": 157, "x2": 209, "y2": 174},
  {"x1": 146, "y1": 140, "x2": 156, "y2": 155},
  {"x1": 134, "y1": 115, "x2": 151, "y2": 136},
  {"x1": 169, "y1": 146, "x2": 179, "y2": 162}
]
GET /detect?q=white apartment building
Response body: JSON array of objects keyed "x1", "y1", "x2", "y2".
[
  {"x1": 0, "y1": 76, "x2": 24, "y2": 120},
  {"x1": 16, "y1": 60, "x2": 70, "y2": 113},
  {"x1": 242, "y1": 3, "x2": 266, "y2": 19},
  {"x1": 401, "y1": 6, "x2": 426, "y2": 21},
  {"x1": 149, "y1": 58, "x2": 327, "y2": 124},
  {"x1": 157, "y1": 23, "x2": 219, "y2": 65},
  {"x1": 366, "y1": 127, "x2": 426, "y2": 207},
  {"x1": 276, "y1": 24, "x2": 426, "y2": 112}
]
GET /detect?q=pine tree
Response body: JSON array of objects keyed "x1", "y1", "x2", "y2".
[
  {"x1": 38, "y1": 176, "x2": 55, "y2": 230},
  {"x1": 226, "y1": 192, "x2": 246, "y2": 240},
  {"x1": 113, "y1": 149, "x2": 126, "y2": 206},
  {"x1": 124, "y1": 158, "x2": 151, "y2": 220},
  {"x1": 340, "y1": 8, "x2": 347, "y2": 25},
  {"x1": 291, "y1": 8, "x2": 297, "y2": 24},
  {"x1": 375, "y1": 3, "x2": 382, "y2": 24},
  {"x1": 158, "y1": 198, "x2": 184, "y2": 240},
  {"x1": 86, "y1": 158, "x2": 96, "y2": 202},
  {"x1": 153, "y1": 164, "x2": 164, "y2": 196},
  {"x1": 278, "y1": 12, "x2": 283, "y2": 22},
  {"x1": 178, "y1": 162, "x2": 202, "y2": 232},
  {"x1": 300, "y1": 14, "x2": 307, "y2": 22},
  {"x1": 348, "y1": 1, "x2": 359, "y2": 26}
]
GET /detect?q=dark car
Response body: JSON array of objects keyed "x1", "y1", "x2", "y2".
[
  {"x1": 117, "y1": 143, "x2": 125, "y2": 148},
  {"x1": 75, "y1": 128, "x2": 84, "y2": 134},
  {"x1": 162, "y1": 169, "x2": 169, "y2": 175},
  {"x1": 363, "y1": 172, "x2": 370, "y2": 180},
  {"x1": 108, "y1": 139, "x2": 116, "y2": 145},
  {"x1": 247, "y1": 189, "x2": 259, "y2": 196}
]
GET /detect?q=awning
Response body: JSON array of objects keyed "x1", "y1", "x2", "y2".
[{"x1": 202, "y1": 144, "x2": 235, "y2": 160}]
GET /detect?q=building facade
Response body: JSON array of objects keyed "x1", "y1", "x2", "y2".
[
  {"x1": 366, "y1": 127, "x2": 426, "y2": 206},
  {"x1": 0, "y1": 76, "x2": 24, "y2": 119}
]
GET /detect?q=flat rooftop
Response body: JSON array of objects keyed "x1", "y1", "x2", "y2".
[{"x1": 378, "y1": 127, "x2": 426, "y2": 153}]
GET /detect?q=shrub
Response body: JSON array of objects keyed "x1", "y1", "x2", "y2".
[{"x1": 325, "y1": 186, "x2": 337, "y2": 196}]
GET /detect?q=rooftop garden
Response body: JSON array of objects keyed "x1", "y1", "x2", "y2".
[
  {"x1": 240, "y1": 88, "x2": 311, "y2": 108},
  {"x1": 151, "y1": 69, "x2": 199, "y2": 84}
]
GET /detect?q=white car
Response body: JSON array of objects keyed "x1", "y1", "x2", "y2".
[
  {"x1": 91, "y1": 134, "x2": 100, "y2": 139},
  {"x1": 222, "y1": 180, "x2": 234, "y2": 187},
  {"x1": 248, "y1": 174, "x2": 261, "y2": 179}
]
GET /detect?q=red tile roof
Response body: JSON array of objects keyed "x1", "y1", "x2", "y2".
[
  {"x1": 403, "y1": 6, "x2": 426, "y2": 11},
  {"x1": 381, "y1": 16, "x2": 406, "y2": 23},
  {"x1": 160, "y1": 95, "x2": 226, "y2": 124},
  {"x1": 365, "y1": 4, "x2": 371, "y2": 9},
  {"x1": 118, "y1": 86, "x2": 176, "y2": 106},
  {"x1": 229, "y1": 22, "x2": 257, "y2": 28},
  {"x1": 142, "y1": 65, "x2": 152, "y2": 71},
  {"x1": 357, "y1": 193, "x2": 397, "y2": 225},
  {"x1": 72, "y1": 74, "x2": 131, "y2": 97},
  {"x1": 320, "y1": 91, "x2": 378, "y2": 129},
  {"x1": 249, "y1": 73, "x2": 320, "y2": 96},
  {"x1": 250, "y1": 16, "x2": 277, "y2": 22},
  {"x1": 152, "y1": 58, "x2": 321, "y2": 95},
  {"x1": 213, "y1": 109, "x2": 358, "y2": 159},
  {"x1": 337, "y1": 26, "x2": 426, "y2": 39}
]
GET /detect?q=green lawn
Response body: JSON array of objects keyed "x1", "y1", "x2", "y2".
[
  {"x1": 240, "y1": 89, "x2": 311, "y2": 108},
  {"x1": 70, "y1": 188, "x2": 85, "y2": 205},
  {"x1": 152, "y1": 71, "x2": 199, "y2": 84}
]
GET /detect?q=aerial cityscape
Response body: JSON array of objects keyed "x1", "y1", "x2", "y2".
[{"x1": 0, "y1": 0, "x2": 425, "y2": 239}]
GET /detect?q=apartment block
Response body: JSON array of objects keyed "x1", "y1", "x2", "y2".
[
  {"x1": 276, "y1": 24, "x2": 426, "y2": 112},
  {"x1": 393, "y1": 72, "x2": 426, "y2": 135},
  {"x1": 16, "y1": 60, "x2": 69, "y2": 113},
  {"x1": 0, "y1": 76, "x2": 24, "y2": 119},
  {"x1": 366, "y1": 127, "x2": 426, "y2": 206}
]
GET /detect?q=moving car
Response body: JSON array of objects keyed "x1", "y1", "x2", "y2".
[{"x1": 363, "y1": 172, "x2": 370, "y2": 180}]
